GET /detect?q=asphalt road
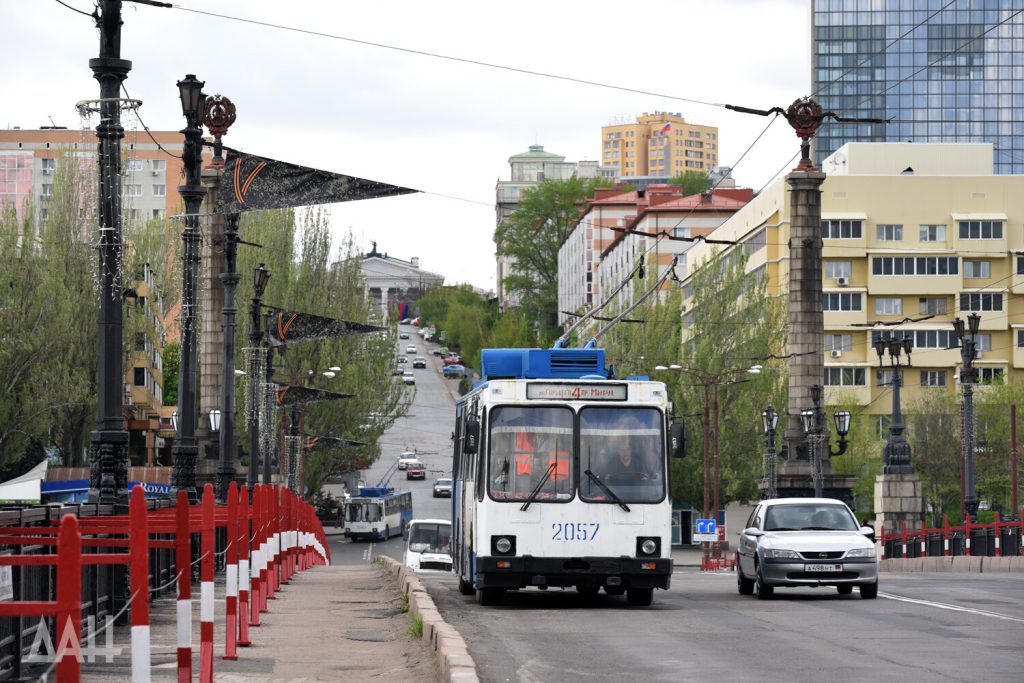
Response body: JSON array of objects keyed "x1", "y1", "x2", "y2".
[
  {"x1": 329, "y1": 329, "x2": 457, "y2": 566},
  {"x1": 326, "y1": 331, "x2": 1024, "y2": 682}
]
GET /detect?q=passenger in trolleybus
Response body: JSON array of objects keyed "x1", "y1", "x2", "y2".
[
  {"x1": 580, "y1": 408, "x2": 664, "y2": 503},
  {"x1": 488, "y1": 406, "x2": 573, "y2": 501}
]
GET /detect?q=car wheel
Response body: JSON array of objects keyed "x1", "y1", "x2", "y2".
[
  {"x1": 837, "y1": 585, "x2": 853, "y2": 595},
  {"x1": 859, "y1": 581, "x2": 878, "y2": 599},
  {"x1": 626, "y1": 588, "x2": 653, "y2": 606},
  {"x1": 755, "y1": 562, "x2": 774, "y2": 600},
  {"x1": 737, "y1": 563, "x2": 755, "y2": 596},
  {"x1": 476, "y1": 587, "x2": 505, "y2": 606}
]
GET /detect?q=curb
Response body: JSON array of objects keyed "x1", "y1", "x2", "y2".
[{"x1": 378, "y1": 555, "x2": 480, "y2": 683}]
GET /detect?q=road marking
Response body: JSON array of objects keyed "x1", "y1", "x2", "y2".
[
  {"x1": 363, "y1": 543, "x2": 375, "y2": 563},
  {"x1": 879, "y1": 591, "x2": 1024, "y2": 624}
]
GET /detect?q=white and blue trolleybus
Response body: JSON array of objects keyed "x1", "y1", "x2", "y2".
[
  {"x1": 451, "y1": 347, "x2": 685, "y2": 606},
  {"x1": 343, "y1": 486, "x2": 413, "y2": 542}
]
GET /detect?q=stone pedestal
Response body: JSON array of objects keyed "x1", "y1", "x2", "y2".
[{"x1": 873, "y1": 473, "x2": 923, "y2": 536}]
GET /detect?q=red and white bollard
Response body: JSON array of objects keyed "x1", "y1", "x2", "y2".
[
  {"x1": 129, "y1": 486, "x2": 151, "y2": 682},
  {"x1": 175, "y1": 490, "x2": 192, "y2": 683},
  {"x1": 200, "y1": 483, "x2": 215, "y2": 683},
  {"x1": 224, "y1": 481, "x2": 239, "y2": 661},
  {"x1": 238, "y1": 485, "x2": 252, "y2": 645},
  {"x1": 250, "y1": 484, "x2": 263, "y2": 625}
]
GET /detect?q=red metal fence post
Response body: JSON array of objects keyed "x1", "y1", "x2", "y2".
[
  {"x1": 175, "y1": 491, "x2": 192, "y2": 683},
  {"x1": 238, "y1": 484, "x2": 252, "y2": 644},
  {"x1": 224, "y1": 481, "x2": 239, "y2": 660},
  {"x1": 129, "y1": 486, "x2": 151, "y2": 682},
  {"x1": 200, "y1": 483, "x2": 215, "y2": 683},
  {"x1": 55, "y1": 514, "x2": 82, "y2": 683},
  {"x1": 252, "y1": 485, "x2": 264, "y2": 623},
  {"x1": 267, "y1": 486, "x2": 278, "y2": 599}
]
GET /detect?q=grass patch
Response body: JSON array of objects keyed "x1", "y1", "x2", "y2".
[
  {"x1": 409, "y1": 613, "x2": 423, "y2": 638},
  {"x1": 399, "y1": 593, "x2": 409, "y2": 613}
]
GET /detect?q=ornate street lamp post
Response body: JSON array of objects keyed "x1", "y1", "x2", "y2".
[
  {"x1": 171, "y1": 74, "x2": 207, "y2": 503},
  {"x1": 247, "y1": 264, "x2": 271, "y2": 488},
  {"x1": 762, "y1": 406, "x2": 779, "y2": 500},
  {"x1": 953, "y1": 313, "x2": 982, "y2": 523},
  {"x1": 875, "y1": 335, "x2": 915, "y2": 475},
  {"x1": 800, "y1": 384, "x2": 851, "y2": 498}
]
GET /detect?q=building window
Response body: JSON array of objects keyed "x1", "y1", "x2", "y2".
[
  {"x1": 825, "y1": 261, "x2": 851, "y2": 279},
  {"x1": 920, "y1": 224, "x2": 946, "y2": 242},
  {"x1": 958, "y1": 220, "x2": 1003, "y2": 240},
  {"x1": 1017, "y1": 256, "x2": 1024, "y2": 275},
  {"x1": 126, "y1": 184, "x2": 142, "y2": 197},
  {"x1": 920, "y1": 371, "x2": 947, "y2": 387},
  {"x1": 151, "y1": 159, "x2": 166, "y2": 172},
  {"x1": 126, "y1": 159, "x2": 143, "y2": 172},
  {"x1": 876, "y1": 224, "x2": 903, "y2": 241},
  {"x1": 824, "y1": 367, "x2": 866, "y2": 386},
  {"x1": 876, "y1": 369, "x2": 894, "y2": 386},
  {"x1": 133, "y1": 367, "x2": 146, "y2": 386},
  {"x1": 976, "y1": 334, "x2": 992, "y2": 352},
  {"x1": 39, "y1": 208, "x2": 48, "y2": 221},
  {"x1": 919, "y1": 297, "x2": 947, "y2": 315},
  {"x1": 871, "y1": 257, "x2": 959, "y2": 275},
  {"x1": 129, "y1": 209, "x2": 140, "y2": 221},
  {"x1": 822, "y1": 220, "x2": 862, "y2": 239},
  {"x1": 41, "y1": 184, "x2": 53, "y2": 197},
  {"x1": 875, "y1": 298, "x2": 902, "y2": 315},
  {"x1": 41, "y1": 158, "x2": 56, "y2": 172},
  {"x1": 827, "y1": 334, "x2": 852, "y2": 352},
  {"x1": 910, "y1": 330, "x2": 956, "y2": 349},
  {"x1": 152, "y1": 184, "x2": 166, "y2": 197},
  {"x1": 1017, "y1": 330, "x2": 1024, "y2": 348},
  {"x1": 960, "y1": 292, "x2": 1002, "y2": 312},
  {"x1": 978, "y1": 368, "x2": 1004, "y2": 384},
  {"x1": 964, "y1": 260, "x2": 990, "y2": 279},
  {"x1": 152, "y1": 209, "x2": 164, "y2": 219},
  {"x1": 823, "y1": 292, "x2": 862, "y2": 311}
]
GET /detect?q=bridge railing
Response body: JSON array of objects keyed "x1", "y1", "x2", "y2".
[{"x1": 879, "y1": 511, "x2": 1024, "y2": 560}]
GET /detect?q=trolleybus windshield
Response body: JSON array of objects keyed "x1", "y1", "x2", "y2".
[
  {"x1": 579, "y1": 407, "x2": 664, "y2": 504},
  {"x1": 488, "y1": 406, "x2": 574, "y2": 502},
  {"x1": 347, "y1": 501, "x2": 381, "y2": 522}
]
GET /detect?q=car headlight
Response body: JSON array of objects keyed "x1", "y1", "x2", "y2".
[
  {"x1": 763, "y1": 548, "x2": 801, "y2": 560},
  {"x1": 846, "y1": 547, "x2": 876, "y2": 558}
]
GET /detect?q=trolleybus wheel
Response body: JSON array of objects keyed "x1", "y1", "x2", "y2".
[
  {"x1": 458, "y1": 577, "x2": 475, "y2": 596},
  {"x1": 476, "y1": 587, "x2": 505, "y2": 606},
  {"x1": 626, "y1": 587, "x2": 653, "y2": 606},
  {"x1": 383, "y1": 526, "x2": 390, "y2": 541}
]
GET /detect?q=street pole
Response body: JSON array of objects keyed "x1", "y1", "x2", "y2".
[
  {"x1": 216, "y1": 213, "x2": 240, "y2": 502},
  {"x1": 702, "y1": 383, "x2": 710, "y2": 565},
  {"x1": 88, "y1": 0, "x2": 132, "y2": 506},
  {"x1": 1012, "y1": 404, "x2": 1019, "y2": 516},
  {"x1": 247, "y1": 265, "x2": 269, "y2": 488},
  {"x1": 877, "y1": 337, "x2": 914, "y2": 475},
  {"x1": 263, "y1": 343, "x2": 275, "y2": 484},
  {"x1": 955, "y1": 314, "x2": 981, "y2": 523},
  {"x1": 287, "y1": 406, "x2": 300, "y2": 493},
  {"x1": 713, "y1": 383, "x2": 721, "y2": 558},
  {"x1": 170, "y1": 74, "x2": 207, "y2": 503},
  {"x1": 763, "y1": 407, "x2": 778, "y2": 500}
]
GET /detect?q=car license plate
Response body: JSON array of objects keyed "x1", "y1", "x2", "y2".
[{"x1": 805, "y1": 563, "x2": 842, "y2": 572}]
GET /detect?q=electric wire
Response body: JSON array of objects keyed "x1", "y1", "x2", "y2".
[{"x1": 52, "y1": 0, "x2": 95, "y2": 19}]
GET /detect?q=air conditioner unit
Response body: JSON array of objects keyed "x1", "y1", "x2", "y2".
[
  {"x1": 151, "y1": 170, "x2": 159, "y2": 176},
  {"x1": 836, "y1": 276, "x2": 849, "y2": 286},
  {"x1": 41, "y1": 168, "x2": 52, "y2": 175},
  {"x1": 830, "y1": 349, "x2": 843, "y2": 358}
]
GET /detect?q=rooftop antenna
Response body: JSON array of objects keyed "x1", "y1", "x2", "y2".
[{"x1": 47, "y1": 116, "x2": 57, "y2": 127}]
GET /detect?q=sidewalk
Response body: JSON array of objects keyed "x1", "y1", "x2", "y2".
[{"x1": 83, "y1": 564, "x2": 437, "y2": 682}]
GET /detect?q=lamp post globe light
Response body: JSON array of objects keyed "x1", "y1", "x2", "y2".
[
  {"x1": 875, "y1": 335, "x2": 915, "y2": 475},
  {"x1": 247, "y1": 264, "x2": 271, "y2": 488},
  {"x1": 800, "y1": 384, "x2": 852, "y2": 498},
  {"x1": 762, "y1": 406, "x2": 779, "y2": 500},
  {"x1": 170, "y1": 73, "x2": 207, "y2": 503},
  {"x1": 953, "y1": 313, "x2": 982, "y2": 523}
]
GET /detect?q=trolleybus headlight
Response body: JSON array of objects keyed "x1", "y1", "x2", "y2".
[
  {"x1": 492, "y1": 535, "x2": 515, "y2": 556},
  {"x1": 637, "y1": 537, "x2": 660, "y2": 556}
]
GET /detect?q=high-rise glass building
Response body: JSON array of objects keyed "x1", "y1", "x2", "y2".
[{"x1": 811, "y1": 0, "x2": 1024, "y2": 173}]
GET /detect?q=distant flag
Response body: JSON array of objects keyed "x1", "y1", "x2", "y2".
[{"x1": 660, "y1": 123, "x2": 672, "y2": 135}]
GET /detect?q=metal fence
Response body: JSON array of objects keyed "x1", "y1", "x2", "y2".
[{"x1": 880, "y1": 513, "x2": 1024, "y2": 560}]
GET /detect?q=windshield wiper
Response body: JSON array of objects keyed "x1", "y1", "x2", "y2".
[
  {"x1": 521, "y1": 462, "x2": 556, "y2": 511},
  {"x1": 584, "y1": 469, "x2": 630, "y2": 512}
]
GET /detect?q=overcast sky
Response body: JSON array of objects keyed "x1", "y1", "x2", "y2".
[{"x1": 4, "y1": 0, "x2": 809, "y2": 290}]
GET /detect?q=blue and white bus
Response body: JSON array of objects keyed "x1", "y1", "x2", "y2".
[
  {"x1": 451, "y1": 347, "x2": 685, "y2": 606},
  {"x1": 343, "y1": 486, "x2": 413, "y2": 542}
]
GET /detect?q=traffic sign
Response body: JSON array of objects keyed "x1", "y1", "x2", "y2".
[{"x1": 693, "y1": 518, "x2": 717, "y2": 542}]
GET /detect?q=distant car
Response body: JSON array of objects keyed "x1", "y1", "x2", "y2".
[
  {"x1": 432, "y1": 478, "x2": 453, "y2": 498},
  {"x1": 405, "y1": 461, "x2": 426, "y2": 480},
  {"x1": 406, "y1": 344, "x2": 417, "y2": 354},
  {"x1": 396, "y1": 355, "x2": 407, "y2": 364},
  {"x1": 442, "y1": 364, "x2": 465, "y2": 379},
  {"x1": 402, "y1": 371, "x2": 416, "y2": 385},
  {"x1": 413, "y1": 356, "x2": 427, "y2": 369},
  {"x1": 443, "y1": 354, "x2": 461, "y2": 366},
  {"x1": 397, "y1": 452, "x2": 419, "y2": 470},
  {"x1": 399, "y1": 318, "x2": 411, "y2": 325},
  {"x1": 735, "y1": 497, "x2": 878, "y2": 600},
  {"x1": 392, "y1": 365, "x2": 404, "y2": 376},
  {"x1": 398, "y1": 331, "x2": 410, "y2": 339}
]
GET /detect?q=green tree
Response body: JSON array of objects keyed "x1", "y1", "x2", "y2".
[
  {"x1": 904, "y1": 387, "x2": 961, "y2": 525},
  {"x1": 495, "y1": 177, "x2": 610, "y2": 343},
  {"x1": 162, "y1": 341, "x2": 179, "y2": 406},
  {"x1": 668, "y1": 171, "x2": 713, "y2": 196}
]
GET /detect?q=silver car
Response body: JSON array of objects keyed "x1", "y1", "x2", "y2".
[{"x1": 735, "y1": 497, "x2": 878, "y2": 600}]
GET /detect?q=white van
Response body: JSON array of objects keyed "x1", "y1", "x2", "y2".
[{"x1": 404, "y1": 519, "x2": 452, "y2": 572}]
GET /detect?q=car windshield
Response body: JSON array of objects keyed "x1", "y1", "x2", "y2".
[
  {"x1": 764, "y1": 504, "x2": 858, "y2": 531},
  {"x1": 408, "y1": 522, "x2": 451, "y2": 555},
  {"x1": 489, "y1": 406, "x2": 574, "y2": 502},
  {"x1": 435, "y1": 479, "x2": 451, "y2": 486},
  {"x1": 579, "y1": 407, "x2": 664, "y2": 504}
]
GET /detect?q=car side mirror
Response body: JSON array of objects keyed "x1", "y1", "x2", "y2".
[
  {"x1": 669, "y1": 423, "x2": 685, "y2": 458},
  {"x1": 860, "y1": 526, "x2": 876, "y2": 541},
  {"x1": 464, "y1": 418, "x2": 479, "y2": 455},
  {"x1": 742, "y1": 527, "x2": 765, "y2": 537}
]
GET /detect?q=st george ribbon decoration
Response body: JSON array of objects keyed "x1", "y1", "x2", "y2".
[
  {"x1": 215, "y1": 147, "x2": 418, "y2": 213},
  {"x1": 274, "y1": 384, "x2": 353, "y2": 407},
  {"x1": 266, "y1": 307, "x2": 385, "y2": 347},
  {"x1": 304, "y1": 435, "x2": 367, "y2": 452}
]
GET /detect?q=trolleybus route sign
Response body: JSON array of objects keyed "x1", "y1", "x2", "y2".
[{"x1": 526, "y1": 383, "x2": 627, "y2": 401}]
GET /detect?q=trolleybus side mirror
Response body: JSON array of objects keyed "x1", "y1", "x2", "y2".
[
  {"x1": 464, "y1": 418, "x2": 480, "y2": 455},
  {"x1": 669, "y1": 423, "x2": 685, "y2": 458}
]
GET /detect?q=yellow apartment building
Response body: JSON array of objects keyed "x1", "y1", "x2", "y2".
[
  {"x1": 601, "y1": 112, "x2": 719, "y2": 178},
  {"x1": 678, "y1": 142, "x2": 1024, "y2": 429}
]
